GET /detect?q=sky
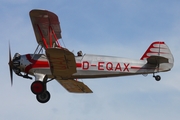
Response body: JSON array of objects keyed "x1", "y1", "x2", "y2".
[{"x1": 0, "y1": 0, "x2": 180, "y2": 120}]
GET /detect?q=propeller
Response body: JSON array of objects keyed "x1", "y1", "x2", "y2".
[{"x1": 8, "y1": 43, "x2": 13, "y2": 86}]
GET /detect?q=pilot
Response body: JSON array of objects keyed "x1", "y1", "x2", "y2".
[{"x1": 77, "y1": 51, "x2": 83, "y2": 56}]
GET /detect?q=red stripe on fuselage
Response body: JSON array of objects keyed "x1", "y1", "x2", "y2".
[
  {"x1": 76, "y1": 63, "x2": 82, "y2": 68},
  {"x1": 25, "y1": 54, "x2": 50, "y2": 73},
  {"x1": 131, "y1": 66, "x2": 159, "y2": 70},
  {"x1": 25, "y1": 54, "x2": 82, "y2": 73}
]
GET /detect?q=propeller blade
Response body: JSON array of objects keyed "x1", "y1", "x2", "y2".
[{"x1": 8, "y1": 42, "x2": 13, "y2": 86}]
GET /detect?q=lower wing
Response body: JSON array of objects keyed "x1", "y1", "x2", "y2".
[{"x1": 57, "y1": 79, "x2": 93, "y2": 93}]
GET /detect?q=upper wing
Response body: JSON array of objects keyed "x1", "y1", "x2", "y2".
[
  {"x1": 57, "y1": 79, "x2": 93, "y2": 93},
  {"x1": 29, "y1": 9, "x2": 62, "y2": 49},
  {"x1": 46, "y1": 48, "x2": 76, "y2": 79}
]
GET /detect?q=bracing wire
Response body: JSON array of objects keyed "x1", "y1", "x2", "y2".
[{"x1": 61, "y1": 38, "x2": 66, "y2": 48}]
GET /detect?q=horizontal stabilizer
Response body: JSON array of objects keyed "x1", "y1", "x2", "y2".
[
  {"x1": 147, "y1": 56, "x2": 168, "y2": 65},
  {"x1": 57, "y1": 79, "x2": 93, "y2": 93}
]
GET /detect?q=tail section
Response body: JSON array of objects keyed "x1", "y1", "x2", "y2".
[{"x1": 141, "y1": 41, "x2": 174, "y2": 71}]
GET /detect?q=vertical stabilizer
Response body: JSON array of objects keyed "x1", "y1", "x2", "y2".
[
  {"x1": 140, "y1": 41, "x2": 174, "y2": 71},
  {"x1": 141, "y1": 42, "x2": 173, "y2": 60}
]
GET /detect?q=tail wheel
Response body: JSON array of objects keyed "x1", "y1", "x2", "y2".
[
  {"x1": 36, "y1": 91, "x2": 51, "y2": 103},
  {"x1": 31, "y1": 81, "x2": 45, "y2": 95}
]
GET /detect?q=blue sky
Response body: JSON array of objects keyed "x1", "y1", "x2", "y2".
[{"x1": 0, "y1": 0, "x2": 180, "y2": 120}]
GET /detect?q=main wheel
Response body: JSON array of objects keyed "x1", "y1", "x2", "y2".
[
  {"x1": 155, "y1": 75, "x2": 161, "y2": 81},
  {"x1": 31, "y1": 81, "x2": 45, "y2": 95},
  {"x1": 36, "y1": 91, "x2": 51, "y2": 103}
]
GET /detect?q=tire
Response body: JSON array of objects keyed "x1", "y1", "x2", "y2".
[
  {"x1": 36, "y1": 91, "x2": 51, "y2": 103},
  {"x1": 31, "y1": 81, "x2": 45, "y2": 95},
  {"x1": 155, "y1": 75, "x2": 161, "y2": 81}
]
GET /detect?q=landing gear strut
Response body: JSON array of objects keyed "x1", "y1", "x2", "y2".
[
  {"x1": 153, "y1": 74, "x2": 161, "y2": 81},
  {"x1": 30, "y1": 81, "x2": 51, "y2": 103}
]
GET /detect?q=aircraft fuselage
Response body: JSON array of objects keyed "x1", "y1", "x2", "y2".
[{"x1": 13, "y1": 53, "x2": 172, "y2": 79}]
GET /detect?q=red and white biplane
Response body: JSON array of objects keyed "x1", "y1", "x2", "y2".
[{"x1": 8, "y1": 9, "x2": 174, "y2": 103}]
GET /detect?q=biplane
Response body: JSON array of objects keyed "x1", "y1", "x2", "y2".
[{"x1": 8, "y1": 9, "x2": 174, "y2": 103}]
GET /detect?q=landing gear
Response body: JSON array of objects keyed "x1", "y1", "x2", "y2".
[
  {"x1": 153, "y1": 74, "x2": 161, "y2": 81},
  {"x1": 31, "y1": 81, "x2": 45, "y2": 95},
  {"x1": 30, "y1": 81, "x2": 51, "y2": 103},
  {"x1": 36, "y1": 91, "x2": 51, "y2": 103}
]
